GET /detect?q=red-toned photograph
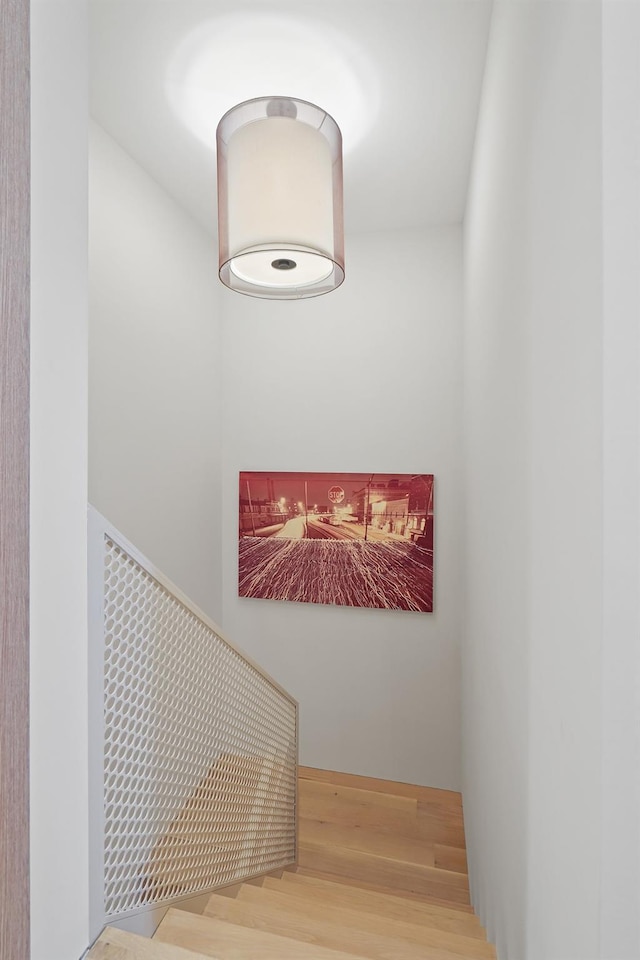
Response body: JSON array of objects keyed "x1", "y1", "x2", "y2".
[{"x1": 238, "y1": 472, "x2": 434, "y2": 612}]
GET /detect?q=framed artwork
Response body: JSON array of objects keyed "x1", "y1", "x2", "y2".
[{"x1": 238, "y1": 472, "x2": 434, "y2": 612}]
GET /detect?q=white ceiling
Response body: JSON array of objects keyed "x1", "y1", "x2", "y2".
[{"x1": 90, "y1": 1, "x2": 493, "y2": 237}]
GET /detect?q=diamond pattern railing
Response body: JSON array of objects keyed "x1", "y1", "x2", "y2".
[{"x1": 88, "y1": 508, "x2": 297, "y2": 932}]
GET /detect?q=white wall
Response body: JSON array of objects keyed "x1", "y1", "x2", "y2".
[
  {"x1": 525, "y1": 8, "x2": 603, "y2": 958},
  {"x1": 463, "y1": 3, "x2": 640, "y2": 958},
  {"x1": 600, "y1": 4, "x2": 640, "y2": 956},
  {"x1": 220, "y1": 227, "x2": 463, "y2": 790},
  {"x1": 461, "y1": 6, "x2": 534, "y2": 951},
  {"x1": 89, "y1": 123, "x2": 223, "y2": 621},
  {"x1": 30, "y1": 1, "x2": 90, "y2": 958}
]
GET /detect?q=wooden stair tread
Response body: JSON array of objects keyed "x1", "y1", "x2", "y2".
[
  {"x1": 434, "y1": 844, "x2": 468, "y2": 873},
  {"x1": 154, "y1": 908, "x2": 371, "y2": 960},
  {"x1": 298, "y1": 840, "x2": 470, "y2": 904},
  {"x1": 299, "y1": 767, "x2": 464, "y2": 810},
  {"x1": 230, "y1": 883, "x2": 495, "y2": 958},
  {"x1": 298, "y1": 780, "x2": 465, "y2": 847},
  {"x1": 204, "y1": 892, "x2": 484, "y2": 960},
  {"x1": 299, "y1": 779, "x2": 416, "y2": 815},
  {"x1": 89, "y1": 926, "x2": 214, "y2": 960},
  {"x1": 286, "y1": 866, "x2": 476, "y2": 913},
  {"x1": 110, "y1": 767, "x2": 493, "y2": 960},
  {"x1": 300, "y1": 817, "x2": 468, "y2": 875},
  {"x1": 259, "y1": 874, "x2": 485, "y2": 937}
]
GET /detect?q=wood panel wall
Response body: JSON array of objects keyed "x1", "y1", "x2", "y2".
[{"x1": 0, "y1": 0, "x2": 31, "y2": 957}]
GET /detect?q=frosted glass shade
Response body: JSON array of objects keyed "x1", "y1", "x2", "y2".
[{"x1": 217, "y1": 97, "x2": 344, "y2": 299}]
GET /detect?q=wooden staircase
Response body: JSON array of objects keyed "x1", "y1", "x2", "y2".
[{"x1": 89, "y1": 767, "x2": 495, "y2": 960}]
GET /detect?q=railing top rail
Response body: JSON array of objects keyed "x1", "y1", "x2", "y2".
[{"x1": 88, "y1": 505, "x2": 298, "y2": 708}]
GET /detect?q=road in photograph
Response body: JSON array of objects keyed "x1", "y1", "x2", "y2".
[{"x1": 239, "y1": 537, "x2": 433, "y2": 612}]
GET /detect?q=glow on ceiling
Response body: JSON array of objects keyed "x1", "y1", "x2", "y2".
[{"x1": 166, "y1": 12, "x2": 378, "y2": 154}]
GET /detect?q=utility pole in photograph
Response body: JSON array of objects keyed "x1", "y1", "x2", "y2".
[
  {"x1": 246, "y1": 479, "x2": 256, "y2": 536},
  {"x1": 363, "y1": 474, "x2": 373, "y2": 542}
]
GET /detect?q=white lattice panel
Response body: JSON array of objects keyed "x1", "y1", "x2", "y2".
[{"x1": 101, "y1": 534, "x2": 297, "y2": 918}]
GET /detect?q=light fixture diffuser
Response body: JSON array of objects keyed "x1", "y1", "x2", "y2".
[{"x1": 216, "y1": 97, "x2": 344, "y2": 299}]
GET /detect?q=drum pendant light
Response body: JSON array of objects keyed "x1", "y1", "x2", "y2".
[{"x1": 216, "y1": 97, "x2": 345, "y2": 299}]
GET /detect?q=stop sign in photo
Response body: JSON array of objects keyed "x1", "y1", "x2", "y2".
[{"x1": 328, "y1": 485, "x2": 345, "y2": 505}]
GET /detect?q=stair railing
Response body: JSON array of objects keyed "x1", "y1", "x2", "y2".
[{"x1": 87, "y1": 507, "x2": 298, "y2": 941}]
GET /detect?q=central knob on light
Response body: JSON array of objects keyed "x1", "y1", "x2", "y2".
[{"x1": 271, "y1": 258, "x2": 297, "y2": 271}]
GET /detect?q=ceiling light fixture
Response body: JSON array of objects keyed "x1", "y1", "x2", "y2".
[{"x1": 216, "y1": 96, "x2": 344, "y2": 300}]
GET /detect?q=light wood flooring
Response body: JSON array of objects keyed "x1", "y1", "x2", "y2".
[{"x1": 90, "y1": 766, "x2": 495, "y2": 959}]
